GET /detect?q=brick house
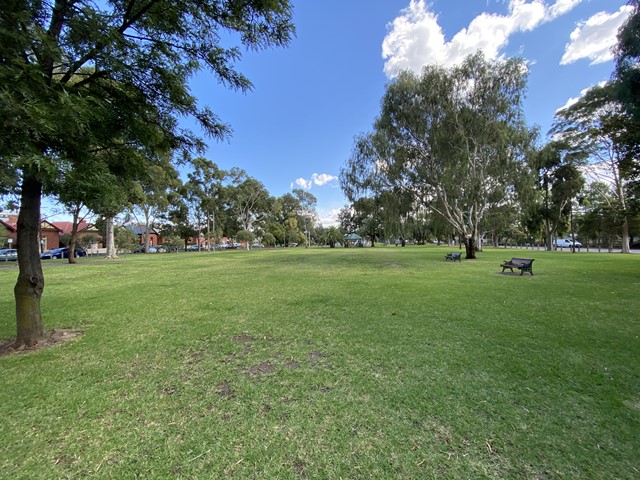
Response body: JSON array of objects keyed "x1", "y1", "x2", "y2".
[
  {"x1": 53, "y1": 221, "x2": 103, "y2": 247},
  {"x1": 39, "y1": 220, "x2": 63, "y2": 251},
  {"x1": 0, "y1": 213, "x2": 62, "y2": 250},
  {"x1": 127, "y1": 225, "x2": 162, "y2": 246}
]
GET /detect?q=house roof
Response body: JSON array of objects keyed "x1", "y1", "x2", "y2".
[
  {"x1": 52, "y1": 221, "x2": 97, "y2": 234},
  {"x1": 127, "y1": 225, "x2": 158, "y2": 235},
  {"x1": 0, "y1": 215, "x2": 63, "y2": 233},
  {"x1": 0, "y1": 213, "x2": 17, "y2": 230},
  {"x1": 0, "y1": 219, "x2": 16, "y2": 232},
  {"x1": 40, "y1": 220, "x2": 63, "y2": 232}
]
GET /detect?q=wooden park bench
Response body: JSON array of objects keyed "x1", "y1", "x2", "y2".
[
  {"x1": 445, "y1": 252, "x2": 462, "y2": 262},
  {"x1": 501, "y1": 258, "x2": 534, "y2": 276}
]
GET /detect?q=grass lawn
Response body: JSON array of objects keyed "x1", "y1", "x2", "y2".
[{"x1": 0, "y1": 246, "x2": 639, "y2": 479}]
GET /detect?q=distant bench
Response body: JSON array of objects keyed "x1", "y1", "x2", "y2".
[
  {"x1": 501, "y1": 258, "x2": 534, "y2": 276},
  {"x1": 445, "y1": 252, "x2": 462, "y2": 262}
]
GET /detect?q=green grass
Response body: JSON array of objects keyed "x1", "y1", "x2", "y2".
[{"x1": 0, "y1": 247, "x2": 639, "y2": 479}]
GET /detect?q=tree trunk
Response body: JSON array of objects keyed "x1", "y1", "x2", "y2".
[
  {"x1": 68, "y1": 207, "x2": 81, "y2": 264},
  {"x1": 104, "y1": 217, "x2": 118, "y2": 258},
  {"x1": 464, "y1": 235, "x2": 477, "y2": 259},
  {"x1": 14, "y1": 174, "x2": 47, "y2": 348}
]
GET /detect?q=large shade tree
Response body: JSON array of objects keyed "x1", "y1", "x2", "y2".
[
  {"x1": 183, "y1": 157, "x2": 228, "y2": 250},
  {"x1": 0, "y1": 0, "x2": 294, "y2": 347},
  {"x1": 614, "y1": 0, "x2": 640, "y2": 198},
  {"x1": 552, "y1": 84, "x2": 633, "y2": 252},
  {"x1": 340, "y1": 53, "x2": 534, "y2": 258}
]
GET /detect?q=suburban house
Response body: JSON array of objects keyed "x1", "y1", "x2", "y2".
[
  {"x1": 52, "y1": 221, "x2": 103, "y2": 248},
  {"x1": 1, "y1": 212, "x2": 103, "y2": 250},
  {"x1": 39, "y1": 220, "x2": 63, "y2": 251},
  {"x1": 127, "y1": 225, "x2": 162, "y2": 246},
  {"x1": 1, "y1": 213, "x2": 62, "y2": 250}
]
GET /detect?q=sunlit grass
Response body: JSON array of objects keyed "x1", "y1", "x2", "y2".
[{"x1": 1, "y1": 247, "x2": 639, "y2": 479}]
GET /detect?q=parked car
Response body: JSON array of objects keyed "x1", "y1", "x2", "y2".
[
  {"x1": 555, "y1": 238, "x2": 582, "y2": 248},
  {"x1": 133, "y1": 245, "x2": 158, "y2": 253},
  {"x1": 251, "y1": 243, "x2": 264, "y2": 248},
  {"x1": 40, "y1": 247, "x2": 87, "y2": 259},
  {"x1": 0, "y1": 248, "x2": 18, "y2": 261}
]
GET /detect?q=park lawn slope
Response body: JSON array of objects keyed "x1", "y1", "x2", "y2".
[{"x1": 0, "y1": 247, "x2": 638, "y2": 479}]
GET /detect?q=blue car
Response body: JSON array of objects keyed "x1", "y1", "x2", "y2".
[{"x1": 40, "y1": 247, "x2": 87, "y2": 259}]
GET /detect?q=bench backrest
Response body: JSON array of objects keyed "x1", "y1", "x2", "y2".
[{"x1": 510, "y1": 258, "x2": 533, "y2": 265}]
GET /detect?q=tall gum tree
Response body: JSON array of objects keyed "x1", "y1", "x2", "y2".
[
  {"x1": 340, "y1": 53, "x2": 534, "y2": 258},
  {"x1": 552, "y1": 84, "x2": 632, "y2": 252},
  {"x1": 0, "y1": 0, "x2": 294, "y2": 347}
]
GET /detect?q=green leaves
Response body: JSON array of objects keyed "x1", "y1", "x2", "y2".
[{"x1": 341, "y1": 53, "x2": 533, "y2": 252}]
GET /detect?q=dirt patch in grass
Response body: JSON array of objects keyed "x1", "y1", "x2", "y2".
[
  {"x1": 0, "y1": 329, "x2": 82, "y2": 357},
  {"x1": 244, "y1": 362, "x2": 276, "y2": 376},
  {"x1": 233, "y1": 333, "x2": 256, "y2": 343}
]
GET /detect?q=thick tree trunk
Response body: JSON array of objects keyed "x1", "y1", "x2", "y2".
[
  {"x1": 622, "y1": 217, "x2": 630, "y2": 254},
  {"x1": 104, "y1": 217, "x2": 118, "y2": 258},
  {"x1": 464, "y1": 235, "x2": 477, "y2": 259},
  {"x1": 14, "y1": 174, "x2": 47, "y2": 348}
]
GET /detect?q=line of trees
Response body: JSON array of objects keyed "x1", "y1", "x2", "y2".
[{"x1": 340, "y1": 3, "x2": 640, "y2": 256}]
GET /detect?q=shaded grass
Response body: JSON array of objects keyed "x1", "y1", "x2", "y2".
[{"x1": 0, "y1": 247, "x2": 639, "y2": 479}]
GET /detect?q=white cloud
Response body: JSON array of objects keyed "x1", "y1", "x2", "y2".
[
  {"x1": 292, "y1": 173, "x2": 338, "y2": 190},
  {"x1": 318, "y1": 208, "x2": 342, "y2": 227},
  {"x1": 546, "y1": 0, "x2": 582, "y2": 21},
  {"x1": 311, "y1": 173, "x2": 338, "y2": 186},
  {"x1": 555, "y1": 81, "x2": 607, "y2": 113},
  {"x1": 294, "y1": 177, "x2": 312, "y2": 189},
  {"x1": 560, "y1": 6, "x2": 633, "y2": 65},
  {"x1": 382, "y1": 0, "x2": 582, "y2": 77}
]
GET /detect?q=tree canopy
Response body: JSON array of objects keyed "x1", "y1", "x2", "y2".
[
  {"x1": 340, "y1": 53, "x2": 534, "y2": 258},
  {"x1": 1, "y1": 0, "x2": 295, "y2": 347}
]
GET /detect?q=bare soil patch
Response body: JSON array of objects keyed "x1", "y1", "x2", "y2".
[{"x1": 0, "y1": 329, "x2": 82, "y2": 357}]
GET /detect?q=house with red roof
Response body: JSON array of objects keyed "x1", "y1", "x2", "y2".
[
  {"x1": 52, "y1": 221, "x2": 103, "y2": 248},
  {"x1": 0, "y1": 214, "x2": 17, "y2": 248}
]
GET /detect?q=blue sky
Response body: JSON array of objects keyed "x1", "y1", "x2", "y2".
[
  {"x1": 183, "y1": 0, "x2": 631, "y2": 227},
  {"x1": 40, "y1": 1, "x2": 630, "y2": 226}
]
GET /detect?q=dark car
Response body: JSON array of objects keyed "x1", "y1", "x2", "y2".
[
  {"x1": 40, "y1": 247, "x2": 87, "y2": 259},
  {"x1": 0, "y1": 248, "x2": 18, "y2": 261}
]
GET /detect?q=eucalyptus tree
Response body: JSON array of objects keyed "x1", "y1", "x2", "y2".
[
  {"x1": 227, "y1": 169, "x2": 271, "y2": 235},
  {"x1": 553, "y1": 83, "x2": 633, "y2": 252},
  {"x1": 530, "y1": 141, "x2": 585, "y2": 250},
  {"x1": 0, "y1": 1, "x2": 294, "y2": 347},
  {"x1": 184, "y1": 158, "x2": 227, "y2": 250},
  {"x1": 291, "y1": 188, "x2": 318, "y2": 247},
  {"x1": 129, "y1": 155, "x2": 181, "y2": 252},
  {"x1": 579, "y1": 182, "x2": 626, "y2": 250},
  {"x1": 611, "y1": 1, "x2": 640, "y2": 210},
  {"x1": 340, "y1": 53, "x2": 533, "y2": 258}
]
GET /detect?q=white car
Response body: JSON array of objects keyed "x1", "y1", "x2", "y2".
[{"x1": 556, "y1": 238, "x2": 582, "y2": 248}]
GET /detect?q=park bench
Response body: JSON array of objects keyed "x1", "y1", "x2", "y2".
[
  {"x1": 500, "y1": 258, "x2": 534, "y2": 276},
  {"x1": 445, "y1": 252, "x2": 462, "y2": 262}
]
